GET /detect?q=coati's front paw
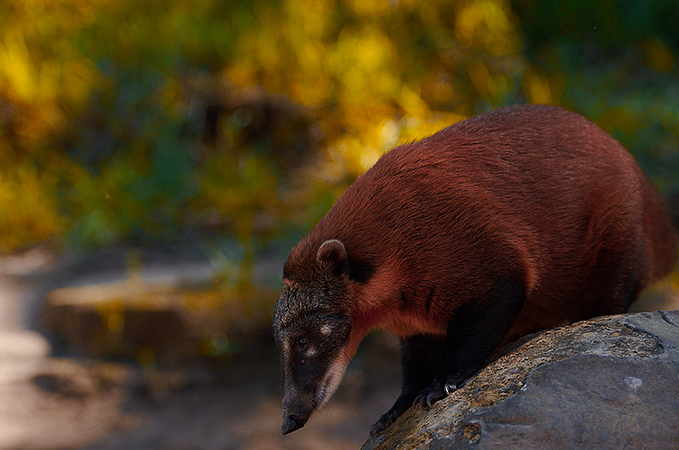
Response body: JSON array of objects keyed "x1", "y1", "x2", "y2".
[
  {"x1": 370, "y1": 392, "x2": 417, "y2": 435},
  {"x1": 413, "y1": 375, "x2": 461, "y2": 410},
  {"x1": 370, "y1": 410, "x2": 401, "y2": 436}
]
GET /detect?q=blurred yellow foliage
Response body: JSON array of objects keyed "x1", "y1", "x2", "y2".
[
  {"x1": 454, "y1": 0, "x2": 521, "y2": 55},
  {"x1": 0, "y1": 3, "x2": 98, "y2": 100},
  {"x1": 523, "y1": 70, "x2": 553, "y2": 105},
  {"x1": 200, "y1": 152, "x2": 279, "y2": 221},
  {"x1": 397, "y1": 112, "x2": 467, "y2": 143},
  {"x1": 0, "y1": 30, "x2": 36, "y2": 102},
  {"x1": 347, "y1": 0, "x2": 392, "y2": 16},
  {"x1": 319, "y1": 108, "x2": 466, "y2": 184},
  {"x1": 0, "y1": 165, "x2": 63, "y2": 252},
  {"x1": 467, "y1": 59, "x2": 501, "y2": 100}
]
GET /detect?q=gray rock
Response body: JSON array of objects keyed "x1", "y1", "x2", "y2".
[{"x1": 363, "y1": 311, "x2": 679, "y2": 450}]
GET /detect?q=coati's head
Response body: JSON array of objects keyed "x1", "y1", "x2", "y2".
[{"x1": 273, "y1": 239, "x2": 356, "y2": 435}]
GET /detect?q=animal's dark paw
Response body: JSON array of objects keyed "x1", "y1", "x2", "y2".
[
  {"x1": 370, "y1": 410, "x2": 400, "y2": 436},
  {"x1": 370, "y1": 392, "x2": 417, "y2": 436},
  {"x1": 413, "y1": 375, "x2": 461, "y2": 410}
]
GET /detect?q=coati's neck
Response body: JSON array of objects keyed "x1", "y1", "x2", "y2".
[{"x1": 339, "y1": 259, "x2": 406, "y2": 360}]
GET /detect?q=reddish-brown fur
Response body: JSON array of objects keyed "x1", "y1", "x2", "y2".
[{"x1": 285, "y1": 105, "x2": 677, "y2": 353}]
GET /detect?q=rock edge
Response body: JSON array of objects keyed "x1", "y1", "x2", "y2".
[{"x1": 363, "y1": 310, "x2": 679, "y2": 450}]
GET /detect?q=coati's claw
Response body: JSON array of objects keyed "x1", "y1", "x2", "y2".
[
  {"x1": 413, "y1": 382, "x2": 444, "y2": 410},
  {"x1": 444, "y1": 382, "x2": 457, "y2": 395},
  {"x1": 413, "y1": 376, "x2": 460, "y2": 410}
]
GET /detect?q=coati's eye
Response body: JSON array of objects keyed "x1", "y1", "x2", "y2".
[{"x1": 297, "y1": 337, "x2": 309, "y2": 350}]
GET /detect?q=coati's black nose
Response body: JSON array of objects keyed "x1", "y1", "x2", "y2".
[{"x1": 282, "y1": 412, "x2": 306, "y2": 435}]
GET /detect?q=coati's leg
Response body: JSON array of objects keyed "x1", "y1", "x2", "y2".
[
  {"x1": 588, "y1": 239, "x2": 645, "y2": 315},
  {"x1": 414, "y1": 279, "x2": 526, "y2": 409},
  {"x1": 370, "y1": 334, "x2": 445, "y2": 435}
]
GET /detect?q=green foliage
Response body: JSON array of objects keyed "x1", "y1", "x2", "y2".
[
  {"x1": 64, "y1": 128, "x2": 194, "y2": 247},
  {"x1": 514, "y1": 0, "x2": 679, "y2": 192},
  {"x1": 513, "y1": 0, "x2": 679, "y2": 51},
  {"x1": 0, "y1": 0, "x2": 677, "y2": 254}
]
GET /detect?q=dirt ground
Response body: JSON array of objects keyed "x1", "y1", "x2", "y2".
[
  {"x1": 0, "y1": 336, "x2": 401, "y2": 450},
  {"x1": 84, "y1": 334, "x2": 400, "y2": 450},
  {"x1": 0, "y1": 247, "x2": 402, "y2": 450}
]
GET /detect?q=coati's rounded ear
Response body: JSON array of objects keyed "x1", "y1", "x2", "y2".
[{"x1": 316, "y1": 239, "x2": 349, "y2": 276}]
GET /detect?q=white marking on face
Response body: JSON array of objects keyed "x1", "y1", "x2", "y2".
[{"x1": 320, "y1": 324, "x2": 332, "y2": 336}]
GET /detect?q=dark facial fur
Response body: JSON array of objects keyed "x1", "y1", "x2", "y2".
[{"x1": 274, "y1": 240, "x2": 354, "y2": 434}]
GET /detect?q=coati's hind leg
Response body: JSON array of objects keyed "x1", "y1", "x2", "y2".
[
  {"x1": 370, "y1": 334, "x2": 445, "y2": 435},
  {"x1": 588, "y1": 243, "x2": 645, "y2": 316},
  {"x1": 414, "y1": 279, "x2": 526, "y2": 409}
]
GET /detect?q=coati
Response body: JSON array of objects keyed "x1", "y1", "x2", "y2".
[{"x1": 273, "y1": 104, "x2": 678, "y2": 436}]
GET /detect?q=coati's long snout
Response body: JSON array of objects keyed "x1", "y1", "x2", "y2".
[
  {"x1": 281, "y1": 413, "x2": 306, "y2": 435},
  {"x1": 275, "y1": 317, "x2": 353, "y2": 434},
  {"x1": 281, "y1": 396, "x2": 311, "y2": 434},
  {"x1": 279, "y1": 354, "x2": 343, "y2": 435},
  {"x1": 279, "y1": 357, "x2": 350, "y2": 434}
]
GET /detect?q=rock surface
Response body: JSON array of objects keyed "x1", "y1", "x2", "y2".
[{"x1": 363, "y1": 310, "x2": 679, "y2": 450}]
